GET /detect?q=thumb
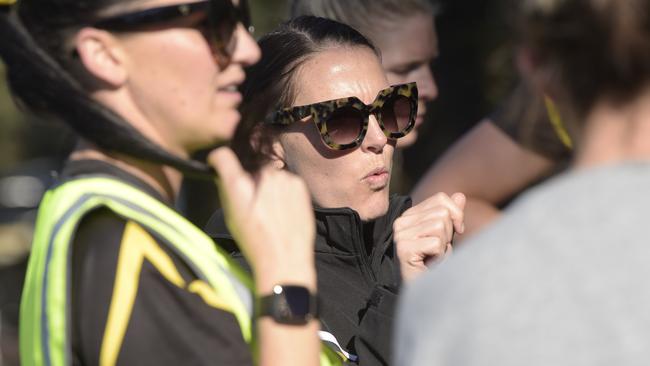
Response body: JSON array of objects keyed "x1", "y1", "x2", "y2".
[
  {"x1": 451, "y1": 192, "x2": 466, "y2": 210},
  {"x1": 451, "y1": 192, "x2": 466, "y2": 233},
  {"x1": 208, "y1": 147, "x2": 251, "y2": 202}
]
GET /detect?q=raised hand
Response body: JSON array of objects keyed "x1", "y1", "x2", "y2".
[
  {"x1": 394, "y1": 192, "x2": 466, "y2": 282},
  {"x1": 209, "y1": 147, "x2": 317, "y2": 292}
]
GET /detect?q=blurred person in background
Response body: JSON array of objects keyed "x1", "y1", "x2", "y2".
[
  {"x1": 205, "y1": 16, "x2": 465, "y2": 365},
  {"x1": 396, "y1": 0, "x2": 650, "y2": 364},
  {"x1": 411, "y1": 80, "x2": 572, "y2": 238},
  {"x1": 0, "y1": 0, "x2": 340, "y2": 365}
]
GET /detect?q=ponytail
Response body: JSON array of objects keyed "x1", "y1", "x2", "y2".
[{"x1": 0, "y1": 5, "x2": 215, "y2": 178}]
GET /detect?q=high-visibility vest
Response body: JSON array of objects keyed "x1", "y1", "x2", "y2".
[{"x1": 19, "y1": 175, "x2": 342, "y2": 366}]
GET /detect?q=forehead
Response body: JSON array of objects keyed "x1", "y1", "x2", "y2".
[
  {"x1": 292, "y1": 47, "x2": 389, "y2": 106},
  {"x1": 375, "y1": 14, "x2": 438, "y2": 68}
]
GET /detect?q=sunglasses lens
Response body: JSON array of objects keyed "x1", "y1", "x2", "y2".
[
  {"x1": 325, "y1": 107, "x2": 365, "y2": 146},
  {"x1": 382, "y1": 95, "x2": 413, "y2": 133},
  {"x1": 208, "y1": 0, "x2": 241, "y2": 62},
  {"x1": 240, "y1": 0, "x2": 251, "y2": 29}
]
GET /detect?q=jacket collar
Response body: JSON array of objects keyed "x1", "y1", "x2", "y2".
[{"x1": 205, "y1": 195, "x2": 412, "y2": 256}]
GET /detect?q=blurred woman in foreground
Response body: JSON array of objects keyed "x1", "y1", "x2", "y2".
[{"x1": 0, "y1": 0, "x2": 332, "y2": 364}]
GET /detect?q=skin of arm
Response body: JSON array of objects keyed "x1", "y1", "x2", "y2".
[
  {"x1": 209, "y1": 147, "x2": 320, "y2": 366},
  {"x1": 411, "y1": 119, "x2": 556, "y2": 239}
]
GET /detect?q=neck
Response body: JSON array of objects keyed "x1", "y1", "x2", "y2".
[
  {"x1": 575, "y1": 90, "x2": 650, "y2": 169},
  {"x1": 69, "y1": 141, "x2": 183, "y2": 202}
]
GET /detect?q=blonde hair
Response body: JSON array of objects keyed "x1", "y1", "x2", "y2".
[{"x1": 289, "y1": 0, "x2": 437, "y2": 41}]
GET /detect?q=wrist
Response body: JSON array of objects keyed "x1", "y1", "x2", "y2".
[{"x1": 254, "y1": 265, "x2": 317, "y2": 294}]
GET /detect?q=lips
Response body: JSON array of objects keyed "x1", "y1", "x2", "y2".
[
  {"x1": 216, "y1": 68, "x2": 246, "y2": 94},
  {"x1": 216, "y1": 76, "x2": 245, "y2": 105},
  {"x1": 362, "y1": 167, "x2": 390, "y2": 190},
  {"x1": 218, "y1": 85, "x2": 239, "y2": 92}
]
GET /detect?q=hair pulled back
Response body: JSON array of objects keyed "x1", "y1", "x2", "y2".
[
  {"x1": 520, "y1": 0, "x2": 650, "y2": 122},
  {"x1": 232, "y1": 15, "x2": 378, "y2": 170},
  {"x1": 0, "y1": 1, "x2": 213, "y2": 177}
]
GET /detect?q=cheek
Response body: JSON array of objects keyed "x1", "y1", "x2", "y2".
[
  {"x1": 281, "y1": 132, "x2": 358, "y2": 205},
  {"x1": 296, "y1": 157, "x2": 360, "y2": 208},
  {"x1": 131, "y1": 44, "x2": 217, "y2": 120},
  {"x1": 153, "y1": 37, "x2": 216, "y2": 99}
]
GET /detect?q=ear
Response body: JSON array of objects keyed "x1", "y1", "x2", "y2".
[
  {"x1": 74, "y1": 27, "x2": 128, "y2": 87},
  {"x1": 516, "y1": 46, "x2": 555, "y2": 97},
  {"x1": 269, "y1": 140, "x2": 287, "y2": 170}
]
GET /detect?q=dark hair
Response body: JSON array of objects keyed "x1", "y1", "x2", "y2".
[
  {"x1": 0, "y1": 1, "x2": 213, "y2": 177},
  {"x1": 233, "y1": 15, "x2": 379, "y2": 170},
  {"x1": 520, "y1": 0, "x2": 650, "y2": 125}
]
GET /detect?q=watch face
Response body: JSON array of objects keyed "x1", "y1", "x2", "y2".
[
  {"x1": 260, "y1": 285, "x2": 316, "y2": 325},
  {"x1": 279, "y1": 286, "x2": 311, "y2": 317}
]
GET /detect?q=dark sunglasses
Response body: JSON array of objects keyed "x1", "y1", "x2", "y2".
[
  {"x1": 92, "y1": 0, "x2": 251, "y2": 68},
  {"x1": 264, "y1": 83, "x2": 418, "y2": 151}
]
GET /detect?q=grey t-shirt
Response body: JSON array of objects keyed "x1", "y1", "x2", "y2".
[{"x1": 395, "y1": 162, "x2": 650, "y2": 366}]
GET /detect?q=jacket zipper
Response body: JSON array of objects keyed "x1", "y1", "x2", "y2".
[
  {"x1": 371, "y1": 234, "x2": 393, "y2": 275},
  {"x1": 350, "y1": 213, "x2": 377, "y2": 286}
]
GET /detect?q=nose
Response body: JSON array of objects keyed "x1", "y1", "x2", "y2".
[
  {"x1": 231, "y1": 24, "x2": 261, "y2": 67},
  {"x1": 414, "y1": 65, "x2": 438, "y2": 102},
  {"x1": 361, "y1": 115, "x2": 388, "y2": 153}
]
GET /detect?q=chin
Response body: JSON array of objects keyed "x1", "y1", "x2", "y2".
[
  {"x1": 213, "y1": 110, "x2": 241, "y2": 141},
  {"x1": 357, "y1": 196, "x2": 390, "y2": 222}
]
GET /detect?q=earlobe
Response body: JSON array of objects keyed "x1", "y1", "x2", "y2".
[
  {"x1": 517, "y1": 46, "x2": 553, "y2": 96},
  {"x1": 75, "y1": 27, "x2": 127, "y2": 87},
  {"x1": 270, "y1": 140, "x2": 287, "y2": 170}
]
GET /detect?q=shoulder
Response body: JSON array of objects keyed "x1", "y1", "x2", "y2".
[
  {"x1": 396, "y1": 163, "x2": 650, "y2": 365},
  {"x1": 74, "y1": 207, "x2": 128, "y2": 261}
]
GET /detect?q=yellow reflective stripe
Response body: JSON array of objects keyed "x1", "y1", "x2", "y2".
[
  {"x1": 544, "y1": 95, "x2": 574, "y2": 149},
  {"x1": 320, "y1": 344, "x2": 346, "y2": 366},
  {"x1": 100, "y1": 221, "x2": 185, "y2": 366},
  {"x1": 100, "y1": 221, "x2": 238, "y2": 366},
  {"x1": 188, "y1": 280, "x2": 233, "y2": 312}
]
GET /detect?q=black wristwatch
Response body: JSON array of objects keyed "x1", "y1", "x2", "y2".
[{"x1": 257, "y1": 285, "x2": 318, "y2": 325}]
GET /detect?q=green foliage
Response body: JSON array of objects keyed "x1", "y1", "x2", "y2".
[
  {"x1": 0, "y1": 64, "x2": 27, "y2": 172},
  {"x1": 250, "y1": 0, "x2": 289, "y2": 36}
]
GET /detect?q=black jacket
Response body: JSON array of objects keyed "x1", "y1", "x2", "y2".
[{"x1": 205, "y1": 195, "x2": 412, "y2": 365}]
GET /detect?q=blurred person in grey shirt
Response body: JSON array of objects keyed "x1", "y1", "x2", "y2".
[{"x1": 395, "y1": 0, "x2": 650, "y2": 364}]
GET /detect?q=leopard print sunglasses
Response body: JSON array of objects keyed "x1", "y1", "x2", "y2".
[{"x1": 264, "y1": 82, "x2": 418, "y2": 150}]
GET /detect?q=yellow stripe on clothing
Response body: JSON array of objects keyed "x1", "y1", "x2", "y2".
[
  {"x1": 544, "y1": 95, "x2": 574, "y2": 149},
  {"x1": 99, "y1": 221, "x2": 233, "y2": 366},
  {"x1": 188, "y1": 280, "x2": 234, "y2": 312}
]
